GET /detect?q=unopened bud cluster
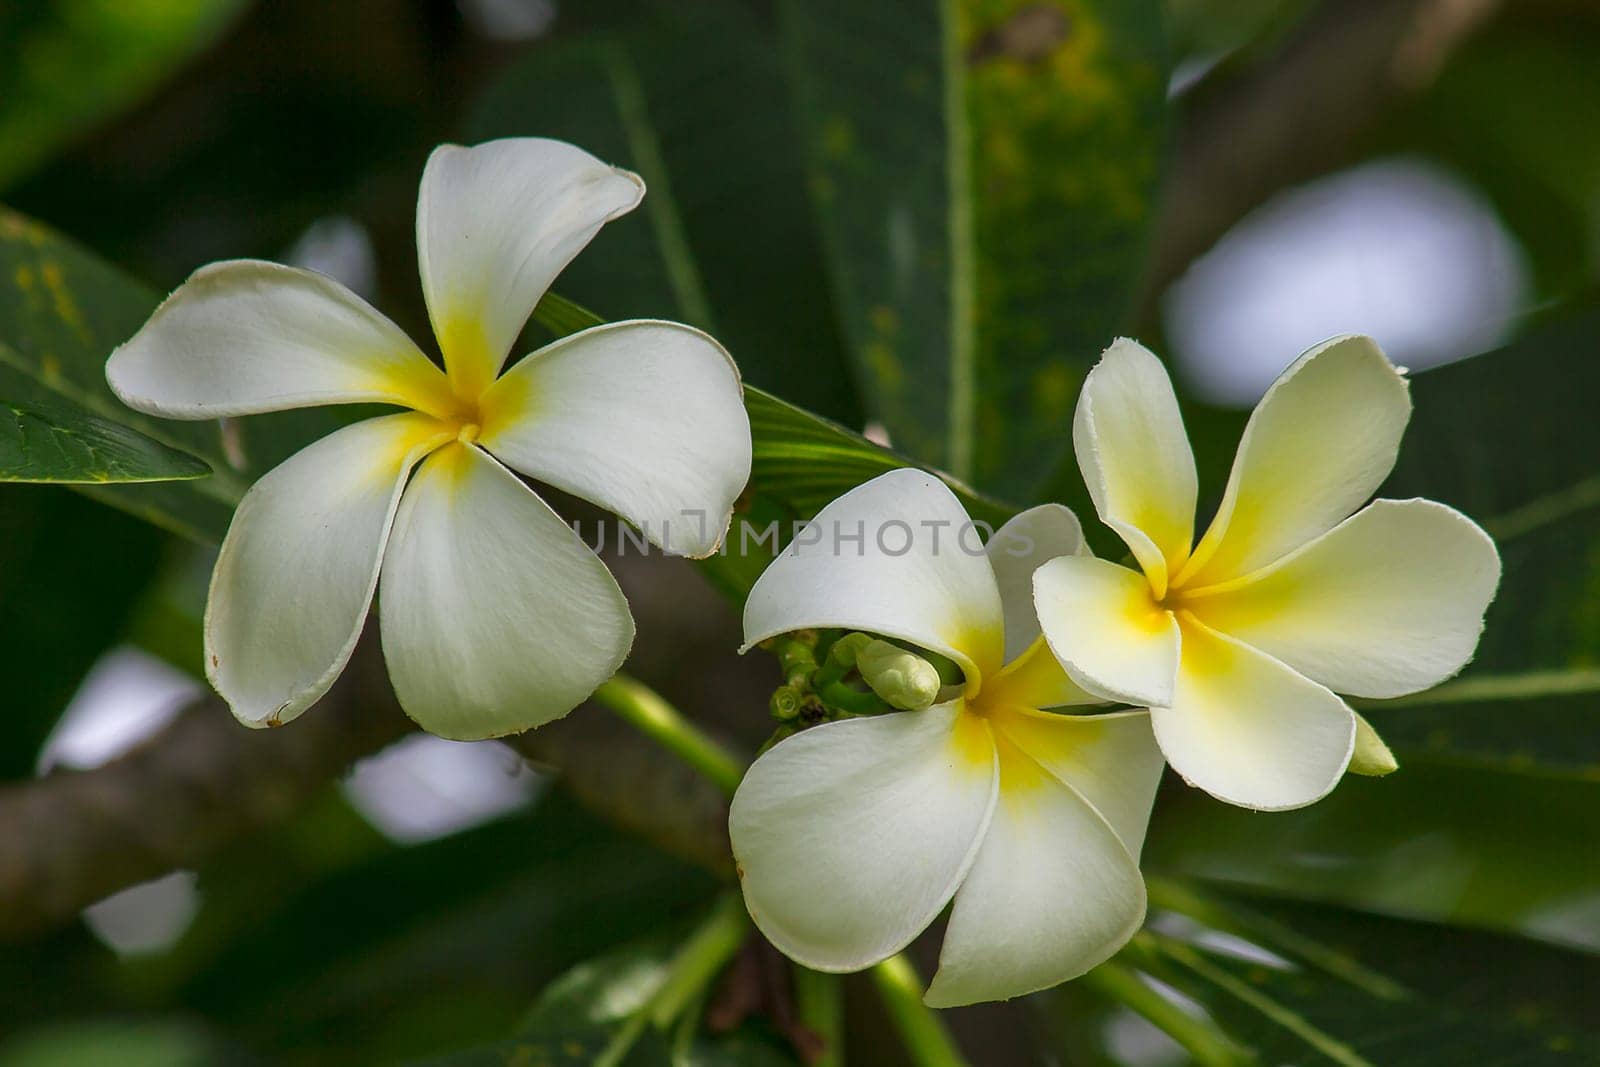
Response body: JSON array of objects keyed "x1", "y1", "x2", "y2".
[{"x1": 757, "y1": 629, "x2": 948, "y2": 747}]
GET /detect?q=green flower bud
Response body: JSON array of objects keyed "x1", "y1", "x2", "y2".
[
  {"x1": 1348, "y1": 711, "x2": 1398, "y2": 777},
  {"x1": 769, "y1": 685, "x2": 803, "y2": 721},
  {"x1": 856, "y1": 639, "x2": 941, "y2": 711},
  {"x1": 825, "y1": 632, "x2": 875, "y2": 671}
]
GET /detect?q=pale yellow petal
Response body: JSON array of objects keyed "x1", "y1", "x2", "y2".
[
  {"x1": 1073, "y1": 338, "x2": 1197, "y2": 596},
  {"x1": 1154, "y1": 615, "x2": 1356, "y2": 811},
  {"x1": 1176, "y1": 335, "x2": 1410, "y2": 589},
  {"x1": 983, "y1": 636, "x2": 1103, "y2": 711},
  {"x1": 416, "y1": 138, "x2": 643, "y2": 397},
  {"x1": 991, "y1": 707, "x2": 1163, "y2": 859},
  {"x1": 924, "y1": 733, "x2": 1146, "y2": 1007},
  {"x1": 985, "y1": 503, "x2": 1087, "y2": 662},
  {"x1": 1186, "y1": 499, "x2": 1500, "y2": 698},
  {"x1": 1033, "y1": 554, "x2": 1180, "y2": 707}
]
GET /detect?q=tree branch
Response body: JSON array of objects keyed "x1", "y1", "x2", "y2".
[
  {"x1": 0, "y1": 639, "x2": 411, "y2": 939},
  {"x1": 0, "y1": 623, "x2": 740, "y2": 940}
]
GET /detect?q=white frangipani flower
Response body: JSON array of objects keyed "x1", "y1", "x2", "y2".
[
  {"x1": 730, "y1": 469, "x2": 1164, "y2": 1007},
  {"x1": 1034, "y1": 336, "x2": 1500, "y2": 811},
  {"x1": 107, "y1": 138, "x2": 752, "y2": 740}
]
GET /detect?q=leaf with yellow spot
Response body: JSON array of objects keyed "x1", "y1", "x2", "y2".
[{"x1": 779, "y1": 0, "x2": 1167, "y2": 495}]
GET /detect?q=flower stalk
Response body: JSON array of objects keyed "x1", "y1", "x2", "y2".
[
  {"x1": 1080, "y1": 959, "x2": 1245, "y2": 1067},
  {"x1": 593, "y1": 675, "x2": 745, "y2": 798},
  {"x1": 870, "y1": 954, "x2": 968, "y2": 1067},
  {"x1": 596, "y1": 892, "x2": 749, "y2": 1067},
  {"x1": 793, "y1": 967, "x2": 845, "y2": 1067}
]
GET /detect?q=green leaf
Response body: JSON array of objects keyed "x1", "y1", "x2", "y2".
[
  {"x1": 0, "y1": 393, "x2": 209, "y2": 483},
  {"x1": 780, "y1": 0, "x2": 1168, "y2": 493},
  {"x1": 1352, "y1": 307, "x2": 1600, "y2": 779},
  {"x1": 0, "y1": 204, "x2": 344, "y2": 540},
  {"x1": 530, "y1": 292, "x2": 1015, "y2": 601},
  {"x1": 1239, "y1": 896, "x2": 1600, "y2": 1045},
  {"x1": 520, "y1": 932, "x2": 680, "y2": 1035},
  {"x1": 1107, "y1": 883, "x2": 1599, "y2": 1065},
  {"x1": 0, "y1": 0, "x2": 248, "y2": 192},
  {"x1": 1146, "y1": 761, "x2": 1600, "y2": 955},
  {"x1": 468, "y1": 3, "x2": 862, "y2": 428}
]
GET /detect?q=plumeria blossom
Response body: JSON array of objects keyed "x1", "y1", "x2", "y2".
[
  {"x1": 106, "y1": 138, "x2": 752, "y2": 740},
  {"x1": 1034, "y1": 336, "x2": 1500, "y2": 811},
  {"x1": 730, "y1": 469, "x2": 1164, "y2": 1006}
]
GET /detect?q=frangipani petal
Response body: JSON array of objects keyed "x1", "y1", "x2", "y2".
[
  {"x1": 107, "y1": 261, "x2": 452, "y2": 419},
  {"x1": 729, "y1": 704, "x2": 997, "y2": 973},
  {"x1": 417, "y1": 138, "x2": 643, "y2": 397},
  {"x1": 983, "y1": 637, "x2": 1103, "y2": 711},
  {"x1": 992, "y1": 707, "x2": 1164, "y2": 860},
  {"x1": 1033, "y1": 554, "x2": 1180, "y2": 707},
  {"x1": 1177, "y1": 335, "x2": 1411, "y2": 588},
  {"x1": 478, "y1": 321, "x2": 751, "y2": 558},
  {"x1": 1073, "y1": 339, "x2": 1197, "y2": 597},
  {"x1": 1188, "y1": 499, "x2": 1500, "y2": 698},
  {"x1": 378, "y1": 443, "x2": 633, "y2": 740},
  {"x1": 742, "y1": 469, "x2": 1007, "y2": 685},
  {"x1": 206, "y1": 412, "x2": 449, "y2": 727},
  {"x1": 986, "y1": 503, "x2": 1087, "y2": 661},
  {"x1": 924, "y1": 735, "x2": 1146, "y2": 1007},
  {"x1": 1154, "y1": 616, "x2": 1355, "y2": 810}
]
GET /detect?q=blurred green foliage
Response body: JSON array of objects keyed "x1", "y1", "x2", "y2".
[{"x1": 0, "y1": 0, "x2": 248, "y2": 194}]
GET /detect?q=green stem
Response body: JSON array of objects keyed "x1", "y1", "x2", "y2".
[
  {"x1": 649, "y1": 893, "x2": 749, "y2": 1028},
  {"x1": 794, "y1": 967, "x2": 845, "y2": 1067},
  {"x1": 870, "y1": 955, "x2": 967, "y2": 1067},
  {"x1": 670, "y1": 987, "x2": 708, "y2": 1065},
  {"x1": 595, "y1": 893, "x2": 750, "y2": 1067},
  {"x1": 1080, "y1": 960, "x2": 1245, "y2": 1067},
  {"x1": 815, "y1": 680, "x2": 890, "y2": 716},
  {"x1": 595, "y1": 675, "x2": 746, "y2": 797}
]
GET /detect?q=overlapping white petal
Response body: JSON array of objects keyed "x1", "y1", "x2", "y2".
[
  {"x1": 925, "y1": 734, "x2": 1146, "y2": 1007},
  {"x1": 417, "y1": 138, "x2": 644, "y2": 397},
  {"x1": 1032, "y1": 554, "x2": 1180, "y2": 707},
  {"x1": 743, "y1": 469, "x2": 1006, "y2": 685},
  {"x1": 986, "y1": 504, "x2": 1086, "y2": 661},
  {"x1": 378, "y1": 443, "x2": 633, "y2": 740},
  {"x1": 206, "y1": 413, "x2": 449, "y2": 727},
  {"x1": 1177, "y1": 335, "x2": 1411, "y2": 588},
  {"x1": 108, "y1": 261, "x2": 453, "y2": 419},
  {"x1": 991, "y1": 708, "x2": 1164, "y2": 859},
  {"x1": 478, "y1": 321, "x2": 751, "y2": 558},
  {"x1": 983, "y1": 638, "x2": 1103, "y2": 711},
  {"x1": 1154, "y1": 616, "x2": 1355, "y2": 810},
  {"x1": 1189, "y1": 498, "x2": 1499, "y2": 698},
  {"x1": 1073, "y1": 339, "x2": 1197, "y2": 597},
  {"x1": 728, "y1": 704, "x2": 997, "y2": 972}
]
